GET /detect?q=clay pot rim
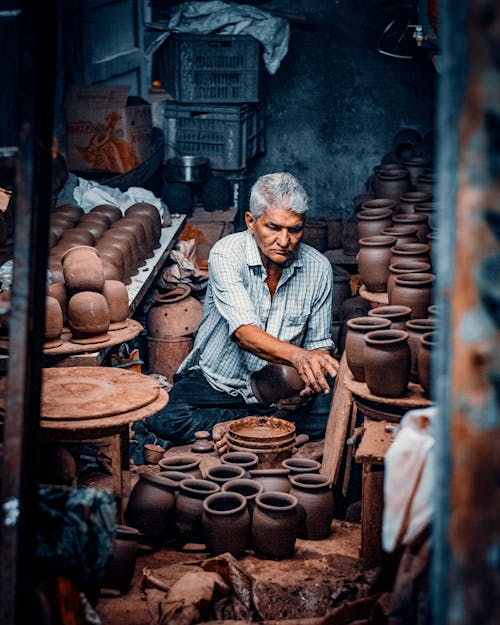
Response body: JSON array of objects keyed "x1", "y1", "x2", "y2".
[
  {"x1": 393, "y1": 214, "x2": 428, "y2": 223},
  {"x1": 255, "y1": 491, "x2": 298, "y2": 511},
  {"x1": 358, "y1": 235, "x2": 397, "y2": 246},
  {"x1": 377, "y1": 168, "x2": 410, "y2": 179},
  {"x1": 389, "y1": 261, "x2": 431, "y2": 272},
  {"x1": 289, "y1": 473, "x2": 331, "y2": 489},
  {"x1": 402, "y1": 156, "x2": 433, "y2": 166},
  {"x1": 428, "y1": 305, "x2": 439, "y2": 315},
  {"x1": 346, "y1": 316, "x2": 392, "y2": 331},
  {"x1": 405, "y1": 318, "x2": 436, "y2": 331},
  {"x1": 391, "y1": 243, "x2": 430, "y2": 253},
  {"x1": 282, "y1": 457, "x2": 322, "y2": 471},
  {"x1": 60, "y1": 244, "x2": 100, "y2": 264},
  {"x1": 115, "y1": 524, "x2": 141, "y2": 539},
  {"x1": 364, "y1": 329, "x2": 410, "y2": 344},
  {"x1": 399, "y1": 191, "x2": 433, "y2": 201},
  {"x1": 138, "y1": 471, "x2": 180, "y2": 489},
  {"x1": 227, "y1": 438, "x2": 295, "y2": 453},
  {"x1": 382, "y1": 226, "x2": 419, "y2": 235},
  {"x1": 228, "y1": 416, "x2": 296, "y2": 441},
  {"x1": 206, "y1": 465, "x2": 247, "y2": 481},
  {"x1": 158, "y1": 455, "x2": 201, "y2": 471},
  {"x1": 394, "y1": 272, "x2": 435, "y2": 285},
  {"x1": 421, "y1": 331, "x2": 436, "y2": 347},
  {"x1": 250, "y1": 468, "x2": 290, "y2": 477},
  {"x1": 202, "y1": 491, "x2": 247, "y2": 515},
  {"x1": 368, "y1": 305, "x2": 412, "y2": 318},
  {"x1": 220, "y1": 451, "x2": 259, "y2": 467},
  {"x1": 179, "y1": 478, "x2": 220, "y2": 495},
  {"x1": 221, "y1": 478, "x2": 264, "y2": 497},
  {"x1": 360, "y1": 198, "x2": 397, "y2": 210},
  {"x1": 357, "y1": 208, "x2": 393, "y2": 220}
]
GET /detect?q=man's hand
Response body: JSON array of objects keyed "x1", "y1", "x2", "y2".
[
  {"x1": 276, "y1": 387, "x2": 315, "y2": 412},
  {"x1": 212, "y1": 420, "x2": 237, "y2": 455},
  {"x1": 290, "y1": 349, "x2": 339, "y2": 395}
]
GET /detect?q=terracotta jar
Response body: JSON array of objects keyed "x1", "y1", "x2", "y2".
[
  {"x1": 406, "y1": 318, "x2": 437, "y2": 382},
  {"x1": 101, "y1": 279, "x2": 129, "y2": 330},
  {"x1": 357, "y1": 235, "x2": 397, "y2": 293},
  {"x1": 402, "y1": 157, "x2": 432, "y2": 188},
  {"x1": 53, "y1": 203, "x2": 84, "y2": 224},
  {"x1": 252, "y1": 492, "x2": 299, "y2": 559},
  {"x1": 220, "y1": 451, "x2": 259, "y2": 475},
  {"x1": 359, "y1": 198, "x2": 397, "y2": 214},
  {"x1": 206, "y1": 464, "x2": 247, "y2": 486},
  {"x1": 368, "y1": 305, "x2": 412, "y2": 330},
  {"x1": 387, "y1": 260, "x2": 431, "y2": 300},
  {"x1": 101, "y1": 524, "x2": 140, "y2": 593},
  {"x1": 158, "y1": 454, "x2": 202, "y2": 477},
  {"x1": 363, "y1": 329, "x2": 411, "y2": 397},
  {"x1": 221, "y1": 478, "x2": 264, "y2": 515},
  {"x1": 67, "y1": 291, "x2": 110, "y2": 344},
  {"x1": 345, "y1": 316, "x2": 391, "y2": 381},
  {"x1": 126, "y1": 203, "x2": 162, "y2": 247},
  {"x1": 100, "y1": 230, "x2": 138, "y2": 277},
  {"x1": 119, "y1": 215, "x2": 154, "y2": 259},
  {"x1": 59, "y1": 228, "x2": 96, "y2": 247},
  {"x1": 281, "y1": 457, "x2": 321, "y2": 476},
  {"x1": 390, "y1": 272, "x2": 435, "y2": 319},
  {"x1": 415, "y1": 172, "x2": 435, "y2": 195},
  {"x1": 90, "y1": 203, "x2": 123, "y2": 224},
  {"x1": 389, "y1": 243, "x2": 431, "y2": 268},
  {"x1": 248, "y1": 468, "x2": 291, "y2": 493},
  {"x1": 418, "y1": 331, "x2": 435, "y2": 396},
  {"x1": 111, "y1": 221, "x2": 147, "y2": 267},
  {"x1": 392, "y1": 213, "x2": 430, "y2": 243},
  {"x1": 174, "y1": 478, "x2": 220, "y2": 543},
  {"x1": 201, "y1": 491, "x2": 251, "y2": 556},
  {"x1": 95, "y1": 242, "x2": 129, "y2": 284},
  {"x1": 289, "y1": 473, "x2": 334, "y2": 540},
  {"x1": 44, "y1": 295, "x2": 64, "y2": 348},
  {"x1": 124, "y1": 472, "x2": 179, "y2": 540},
  {"x1": 381, "y1": 225, "x2": 418, "y2": 247},
  {"x1": 356, "y1": 208, "x2": 393, "y2": 239},
  {"x1": 302, "y1": 219, "x2": 328, "y2": 252},
  {"x1": 74, "y1": 218, "x2": 110, "y2": 242},
  {"x1": 374, "y1": 167, "x2": 411, "y2": 201},
  {"x1": 147, "y1": 285, "x2": 203, "y2": 338},
  {"x1": 47, "y1": 282, "x2": 68, "y2": 326},
  {"x1": 398, "y1": 191, "x2": 432, "y2": 214},
  {"x1": 61, "y1": 245, "x2": 105, "y2": 293}
]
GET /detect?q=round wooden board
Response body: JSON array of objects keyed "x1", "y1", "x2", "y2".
[
  {"x1": 346, "y1": 377, "x2": 432, "y2": 408},
  {"x1": 39, "y1": 366, "x2": 160, "y2": 420},
  {"x1": 43, "y1": 318, "x2": 143, "y2": 356},
  {"x1": 359, "y1": 284, "x2": 389, "y2": 307}
]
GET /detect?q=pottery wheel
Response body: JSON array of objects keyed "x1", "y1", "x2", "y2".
[{"x1": 40, "y1": 366, "x2": 160, "y2": 420}]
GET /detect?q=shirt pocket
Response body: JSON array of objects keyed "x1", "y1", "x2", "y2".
[{"x1": 282, "y1": 311, "x2": 309, "y2": 345}]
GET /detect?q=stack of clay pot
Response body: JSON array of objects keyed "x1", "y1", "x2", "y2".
[{"x1": 124, "y1": 442, "x2": 334, "y2": 558}]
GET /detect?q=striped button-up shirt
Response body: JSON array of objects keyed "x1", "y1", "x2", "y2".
[{"x1": 178, "y1": 230, "x2": 334, "y2": 403}]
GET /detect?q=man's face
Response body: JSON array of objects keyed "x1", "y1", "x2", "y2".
[{"x1": 245, "y1": 204, "x2": 305, "y2": 267}]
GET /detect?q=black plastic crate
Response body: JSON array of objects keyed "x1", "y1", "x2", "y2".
[
  {"x1": 158, "y1": 33, "x2": 261, "y2": 103},
  {"x1": 163, "y1": 102, "x2": 265, "y2": 171}
]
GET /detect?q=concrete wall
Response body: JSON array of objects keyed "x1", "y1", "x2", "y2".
[{"x1": 247, "y1": 0, "x2": 436, "y2": 220}]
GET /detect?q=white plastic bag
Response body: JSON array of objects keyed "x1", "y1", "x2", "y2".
[{"x1": 382, "y1": 406, "x2": 436, "y2": 552}]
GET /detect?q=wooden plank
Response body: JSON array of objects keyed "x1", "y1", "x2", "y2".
[
  {"x1": 354, "y1": 419, "x2": 394, "y2": 465},
  {"x1": 360, "y1": 464, "x2": 385, "y2": 566},
  {"x1": 320, "y1": 352, "x2": 354, "y2": 486}
]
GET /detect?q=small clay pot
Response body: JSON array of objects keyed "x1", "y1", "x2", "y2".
[
  {"x1": 281, "y1": 457, "x2": 321, "y2": 476},
  {"x1": 102, "y1": 260, "x2": 123, "y2": 282},
  {"x1": 381, "y1": 225, "x2": 419, "y2": 247},
  {"x1": 44, "y1": 295, "x2": 64, "y2": 348},
  {"x1": 120, "y1": 214, "x2": 155, "y2": 259},
  {"x1": 62, "y1": 246, "x2": 105, "y2": 293},
  {"x1": 100, "y1": 230, "x2": 138, "y2": 277},
  {"x1": 220, "y1": 451, "x2": 259, "y2": 475},
  {"x1": 392, "y1": 213, "x2": 430, "y2": 243},
  {"x1": 206, "y1": 464, "x2": 247, "y2": 486},
  {"x1": 356, "y1": 208, "x2": 393, "y2": 239},
  {"x1": 221, "y1": 478, "x2": 264, "y2": 514},
  {"x1": 95, "y1": 243, "x2": 129, "y2": 284},
  {"x1": 158, "y1": 454, "x2": 202, "y2": 478},
  {"x1": 59, "y1": 228, "x2": 96, "y2": 247},
  {"x1": 389, "y1": 243, "x2": 431, "y2": 267},
  {"x1": 252, "y1": 492, "x2": 299, "y2": 559},
  {"x1": 101, "y1": 279, "x2": 129, "y2": 330},
  {"x1": 191, "y1": 431, "x2": 216, "y2": 454},
  {"x1": 417, "y1": 331, "x2": 435, "y2": 396},
  {"x1": 78, "y1": 211, "x2": 112, "y2": 229},
  {"x1": 202, "y1": 491, "x2": 251, "y2": 556},
  {"x1": 47, "y1": 282, "x2": 68, "y2": 325},
  {"x1": 405, "y1": 318, "x2": 437, "y2": 382},
  {"x1": 289, "y1": 473, "x2": 334, "y2": 540},
  {"x1": 374, "y1": 167, "x2": 411, "y2": 201},
  {"x1": 363, "y1": 329, "x2": 411, "y2": 397},
  {"x1": 175, "y1": 478, "x2": 220, "y2": 543},
  {"x1": 52, "y1": 203, "x2": 84, "y2": 224},
  {"x1": 387, "y1": 260, "x2": 432, "y2": 299},
  {"x1": 67, "y1": 291, "x2": 110, "y2": 344},
  {"x1": 101, "y1": 524, "x2": 140, "y2": 593},
  {"x1": 368, "y1": 305, "x2": 412, "y2": 331},
  {"x1": 345, "y1": 316, "x2": 392, "y2": 382},
  {"x1": 250, "y1": 363, "x2": 305, "y2": 405},
  {"x1": 357, "y1": 235, "x2": 397, "y2": 293},
  {"x1": 398, "y1": 191, "x2": 433, "y2": 214},
  {"x1": 111, "y1": 221, "x2": 147, "y2": 266},
  {"x1": 359, "y1": 198, "x2": 397, "y2": 214},
  {"x1": 389, "y1": 272, "x2": 436, "y2": 319},
  {"x1": 415, "y1": 173, "x2": 435, "y2": 195},
  {"x1": 125, "y1": 203, "x2": 161, "y2": 246},
  {"x1": 143, "y1": 444, "x2": 166, "y2": 464},
  {"x1": 248, "y1": 468, "x2": 291, "y2": 493}
]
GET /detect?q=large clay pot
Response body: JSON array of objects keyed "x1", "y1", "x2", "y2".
[
  {"x1": 368, "y1": 305, "x2": 412, "y2": 330},
  {"x1": 392, "y1": 213, "x2": 430, "y2": 243},
  {"x1": 44, "y1": 295, "x2": 64, "y2": 348},
  {"x1": 357, "y1": 235, "x2": 397, "y2": 293},
  {"x1": 124, "y1": 472, "x2": 179, "y2": 540},
  {"x1": 201, "y1": 491, "x2": 251, "y2": 556},
  {"x1": 147, "y1": 284, "x2": 203, "y2": 338},
  {"x1": 221, "y1": 478, "x2": 264, "y2": 515},
  {"x1": 390, "y1": 272, "x2": 436, "y2": 319},
  {"x1": 387, "y1": 260, "x2": 432, "y2": 300},
  {"x1": 417, "y1": 331, "x2": 435, "y2": 396},
  {"x1": 147, "y1": 335, "x2": 193, "y2": 384},
  {"x1": 374, "y1": 167, "x2": 411, "y2": 201},
  {"x1": 101, "y1": 524, "x2": 140, "y2": 593},
  {"x1": 252, "y1": 492, "x2": 299, "y2": 559},
  {"x1": 363, "y1": 329, "x2": 411, "y2": 397},
  {"x1": 345, "y1": 316, "x2": 391, "y2": 381},
  {"x1": 302, "y1": 219, "x2": 328, "y2": 252},
  {"x1": 174, "y1": 478, "x2": 220, "y2": 543},
  {"x1": 381, "y1": 225, "x2": 419, "y2": 247},
  {"x1": 389, "y1": 243, "x2": 431, "y2": 268},
  {"x1": 398, "y1": 191, "x2": 433, "y2": 214},
  {"x1": 289, "y1": 473, "x2": 334, "y2": 540},
  {"x1": 248, "y1": 468, "x2": 291, "y2": 493},
  {"x1": 406, "y1": 318, "x2": 437, "y2": 382},
  {"x1": 356, "y1": 208, "x2": 393, "y2": 239},
  {"x1": 101, "y1": 279, "x2": 129, "y2": 330},
  {"x1": 67, "y1": 291, "x2": 110, "y2": 344}
]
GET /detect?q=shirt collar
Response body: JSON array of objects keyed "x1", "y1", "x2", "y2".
[{"x1": 244, "y1": 230, "x2": 304, "y2": 271}]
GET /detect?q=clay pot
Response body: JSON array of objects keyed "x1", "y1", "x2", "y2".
[
  {"x1": 147, "y1": 335, "x2": 193, "y2": 384},
  {"x1": 390, "y1": 272, "x2": 435, "y2": 319},
  {"x1": 368, "y1": 305, "x2": 412, "y2": 330},
  {"x1": 102, "y1": 260, "x2": 123, "y2": 282},
  {"x1": 250, "y1": 363, "x2": 305, "y2": 405},
  {"x1": 158, "y1": 454, "x2": 202, "y2": 477},
  {"x1": 381, "y1": 225, "x2": 418, "y2": 247},
  {"x1": 206, "y1": 464, "x2": 247, "y2": 486},
  {"x1": 417, "y1": 331, "x2": 435, "y2": 396},
  {"x1": 220, "y1": 451, "x2": 259, "y2": 475},
  {"x1": 387, "y1": 260, "x2": 432, "y2": 300},
  {"x1": 61, "y1": 245, "x2": 105, "y2": 293},
  {"x1": 101, "y1": 279, "x2": 129, "y2": 330},
  {"x1": 248, "y1": 468, "x2": 291, "y2": 493},
  {"x1": 389, "y1": 243, "x2": 431, "y2": 268},
  {"x1": 345, "y1": 316, "x2": 391, "y2": 382},
  {"x1": 174, "y1": 478, "x2": 220, "y2": 543},
  {"x1": 356, "y1": 208, "x2": 393, "y2": 239},
  {"x1": 402, "y1": 157, "x2": 432, "y2": 188},
  {"x1": 77, "y1": 214, "x2": 111, "y2": 240},
  {"x1": 427, "y1": 304, "x2": 439, "y2": 320},
  {"x1": 357, "y1": 235, "x2": 397, "y2": 293},
  {"x1": 147, "y1": 285, "x2": 204, "y2": 338},
  {"x1": 47, "y1": 257, "x2": 65, "y2": 284},
  {"x1": 398, "y1": 191, "x2": 432, "y2": 214},
  {"x1": 415, "y1": 173, "x2": 434, "y2": 195},
  {"x1": 119, "y1": 214, "x2": 155, "y2": 259},
  {"x1": 44, "y1": 295, "x2": 64, "y2": 348},
  {"x1": 392, "y1": 213, "x2": 430, "y2": 243},
  {"x1": 101, "y1": 230, "x2": 138, "y2": 277},
  {"x1": 95, "y1": 242, "x2": 129, "y2": 285},
  {"x1": 124, "y1": 472, "x2": 179, "y2": 539},
  {"x1": 59, "y1": 228, "x2": 96, "y2": 247},
  {"x1": 331, "y1": 265, "x2": 353, "y2": 321},
  {"x1": 302, "y1": 219, "x2": 328, "y2": 252},
  {"x1": 321, "y1": 217, "x2": 343, "y2": 249},
  {"x1": 201, "y1": 492, "x2": 251, "y2": 556},
  {"x1": 221, "y1": 478, "x2": 264, "y2": 514},
  {"x1": 126, "y1": 203, "x2": 161, "y2": 247},
  {"x1": 111, "y1": 220, "x2": 147, "y2": 266},
  {"x1": 90, "y1": 203, "x2": 123, "y2": 224},
  {"x1": 47, "y1": 282, "x2": 68, "y2": 325},
  {"x1": 144, "y1": 444, "x2": 167, "y2": 464},
  {"x1": 78, "y1": 211, "x2": 112, "y2": 230},
  {"x1": 289, "y1": 473, "x2": 334, "y2": 540},
  {"x1": 405, "y1": 318, "x2": 437, "y2": 382},
  {"x1": 101, "y1": 524, "x2": 140, "y2": 593},
  {"x1": 281, "y1": 457, "x2": 321, "y2": 476},
  {"x1": 359, "y1": 198, "x2": 397, "y2": 214},
  {"x1": 67, "y1": 291, "x2": 110, "y2": 344},
  {"x1": 414, "y1": 201, "x2": 434, "y2": 219},
  {"x1": 252, "y1": 492, "x2": 299, "y2": 559},
  {"x1": 51, "y1": 212, "x2": 78, "y2": 231},
  {"x1": 53, "y1": 203, "x2": 84, "y2": 224},
  {"x1": 191, "y1": 431, "x2": 216, "y2": 454},
  {"x1": 374, "y1": 167, "x2": 411, "y2": 201},
  {"x1": 363, "y1": 329, "x2": 411, "y2": 397}
]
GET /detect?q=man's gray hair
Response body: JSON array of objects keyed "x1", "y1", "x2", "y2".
[{"x1": 249, "y1": 172, "x2": 309, "y2": 218}]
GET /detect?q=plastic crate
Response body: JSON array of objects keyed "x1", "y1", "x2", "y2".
[
  {"x1": 158, "y1": 33, "x2": 261, "y2": 103},
  {"x1": 163, "y1": 102, "x2": 265, "y2": 171}
]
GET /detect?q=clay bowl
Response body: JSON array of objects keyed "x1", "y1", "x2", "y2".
[
  {"x1": 226, "y1": 433, "x2": 296, "y2": 451},
  {"x1": 228, "y1": 416, "x2": 296, "y2": 445},
  {"x1": 250, "y1": 364, "x2": 305, "y2": 405}
]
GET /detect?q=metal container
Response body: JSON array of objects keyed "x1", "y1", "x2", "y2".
[{"x1": 164, "y1": 156, "x2": 209, "y2": 184}]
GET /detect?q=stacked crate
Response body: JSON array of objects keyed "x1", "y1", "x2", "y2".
[{"x1": 157, "y1": 33, "x2": 266, "y2": 214}]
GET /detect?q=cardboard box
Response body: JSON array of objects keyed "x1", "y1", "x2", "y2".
[{"x1": 64, "y1": 85, "x2": 153, "y2": 174}]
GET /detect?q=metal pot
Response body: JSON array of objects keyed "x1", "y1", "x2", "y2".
[{"x1": 165, "y1": 156, "x2": 209, "y2": 184}]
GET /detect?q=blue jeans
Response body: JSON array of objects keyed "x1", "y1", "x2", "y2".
[{"x1": 143, "y1": 369, "x2": 334, "y2": 445}]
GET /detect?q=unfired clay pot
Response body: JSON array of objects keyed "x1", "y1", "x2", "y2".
[
  {"x1": 392, "y1": 213, "x2": 430, "y2": 243},
  {"x1": 381, "y1": 225, "x2": 419, "y2": 247},
  {"x1": 90, "y1": 204, "x2": 123, "y2": 224},
  {"x1": 252, "y1": 492, "x2": 299, "y2": 559},
  {"x1": 158, "y1": 454, "x2": 202, "y2": 477},
  {"x1": 389, "y1": 272, "x2": 435, "y2": 319},
  {"x1": 363, "y1": 329, "x2": 411, "y2": 397},
  {"x1": 357, "y1": 235, "x2": 397, "y2": 293},
  {"x1": 175, "y1": 478, "x2": 220, "y2": 543},
  {"x1": 289, "y1": 473, "x2": 334, "y2": 540},
  {"x1": 201, "y1": 491, "x2": 251, "y2": 556},
  {"x1": 44, "y1": 295, "x2": 64, "y2": 348},
  {"x1": 221, "y1": 478, "x2": 264, "y2": 514},
  {"x1": 67, "y1": 291, "x2": 110, "y2": 344},
  {"x1": 206, "y1": 464, "x2": 247, "y2": 486},
  {"x1": 406, "y1": 318, "x2": 437, "y2": 382},
  {"x1": 345, "y1": 316, "x2": 391, "y2": 381},
  {"x1": 47, "y1": 282, "x2": 68, "y2": 325},
  {"x1": 356, "y1": 208, "x2": 393, "y2": 239},
  {"x1": 62, "y1": 245, "x2": 105, "y2": 294},
  {"x1": 248, "y1": 468, "x2": 291, "y2": 493},
  {"x1": 398, "y1": 191, "x2": 432, "y2": 214},
  {"x1": 101, "y1": 279, "x2": 129, "y2": 330},
  {"x1": 389, "y1": 243, "x2": 431, "y2": 268},
  {"x1": 52, "y1": 203, "x2": 84, "y2": 224},
  {"x1": 387, "y1": 260, "x2": 432, "y2": 299},
  {"x1": 417, "y1": 331, "x2": 435, "y2": 396},
  {"x1": 368, "y1": 305, "x2": 412, "y2": 330}
]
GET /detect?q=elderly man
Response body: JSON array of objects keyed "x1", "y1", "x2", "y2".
[{"x1": 142, "y1": 172, "x2": 339, "y2": 449}]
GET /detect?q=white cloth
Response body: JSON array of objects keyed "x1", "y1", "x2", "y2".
[{"x1": 382, "y1": 406, "x2": 436, "y2": 552}]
